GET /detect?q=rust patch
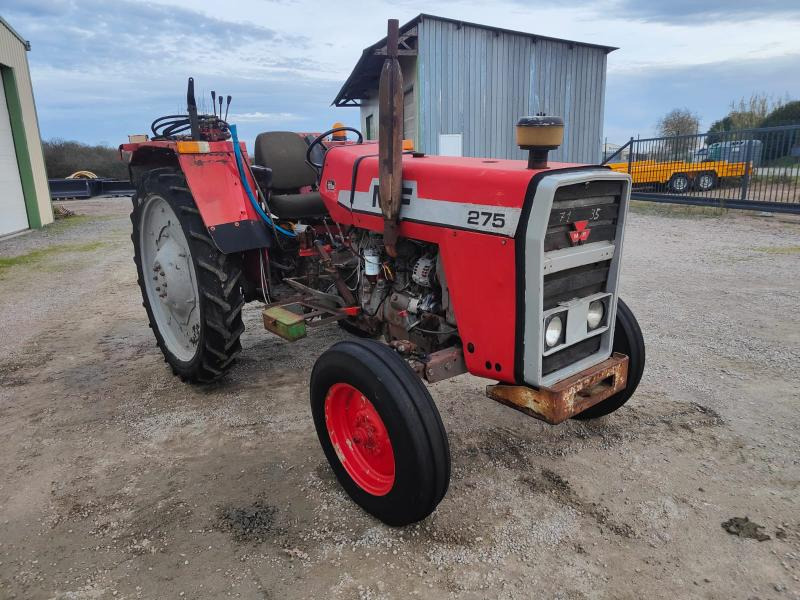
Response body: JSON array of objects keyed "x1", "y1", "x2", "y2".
[{"x1": 486, "y1": 353, "x2": 629, "y2": 424}]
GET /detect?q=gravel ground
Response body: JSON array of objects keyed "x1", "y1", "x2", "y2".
[{"x1": 0, "y1": 199, "x2": 799, "y2": 599}]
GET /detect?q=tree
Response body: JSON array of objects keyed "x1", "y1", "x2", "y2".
[
  {"x1": 759, "y1": 100, "x2": 800, "y2": 161},
  {"x1": 707, "y1": 93, "x2": 786, "y2": 143},
  {"x1": 761, "y1": 100, "x2": 800, "y2": 127},
  {"x1": 657, "y1": 108, "x2": 700, "y2": 137},
  {"x1": 656, "y1": 108, "x2": 701, "y2": 159},
  {"x1": 42, "y1": 139, "x2": 129, "y2": 179}
]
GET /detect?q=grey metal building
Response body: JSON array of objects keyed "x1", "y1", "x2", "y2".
[{"x1": 333, "y1": 14, "x2": 615, "y2": 163}]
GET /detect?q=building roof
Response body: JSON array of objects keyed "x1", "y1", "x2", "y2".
[
  {"x1": 333, "y1": 13, "x2": 617, "y2": 107},
  {"x1": 0, "y1": 16, "x2": 31, "y2": 50}
]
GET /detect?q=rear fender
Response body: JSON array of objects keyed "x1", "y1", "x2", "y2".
[
  {"x1": 178, "y1": 151, "x2": 273, "y2": 253},
  {"x1": 128, "y1": 144, "x2": 272, "y2": 253}
]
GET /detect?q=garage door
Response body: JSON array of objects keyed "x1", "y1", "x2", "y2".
[{"x1": 0, "y1": 76, "x2": 28, "y2": 236}]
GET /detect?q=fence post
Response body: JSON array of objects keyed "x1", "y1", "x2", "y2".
[
  {"x1": 627, "y1": 137, "x2": 634, "y2": 175},
  {"x1": 740, "y1": 139, "x2": 752, "y2": 203}
]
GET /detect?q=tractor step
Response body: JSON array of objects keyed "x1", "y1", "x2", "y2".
[{"x1": 262, "y1": 296, "x2": 359, "y2": 342}]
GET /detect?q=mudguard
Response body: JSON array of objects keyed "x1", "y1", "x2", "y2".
[{"x1": 123, "y1": 141, "x2": 273, "y2": 253}]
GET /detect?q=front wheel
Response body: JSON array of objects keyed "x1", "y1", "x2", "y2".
[
  {"x1": 572, "y1": 298, "x2": 645, "y2": 420},
  {"x1": 310, "y1": 340, "x2": 450, "y2": 526}
]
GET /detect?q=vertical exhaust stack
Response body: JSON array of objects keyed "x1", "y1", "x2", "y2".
[{"x1": 378, "y1": 19, "x2": 404, "y2": 257}]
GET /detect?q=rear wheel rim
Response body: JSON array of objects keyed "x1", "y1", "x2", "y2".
[
  {"x1": 673, "y1": 176, "x2": 688, "y2": 191},
  {"x1": 324, "y1": 383, "x2": 395, "y2": 496},
  {"x1": 139, "y1": 195, "x2": 200, "y2": 362}
]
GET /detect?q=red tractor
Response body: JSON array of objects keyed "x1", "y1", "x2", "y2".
[{"x1": 123, "y1": 21, "x2": 644, "y2": 526}]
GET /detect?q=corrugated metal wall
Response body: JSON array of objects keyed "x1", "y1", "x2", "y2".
[
  {"x1": 0, "y1": 20, "x2": 53, "y2": 226},
  {"x1": 417, "y1": 18, "x2": 607, "y2": 163}
]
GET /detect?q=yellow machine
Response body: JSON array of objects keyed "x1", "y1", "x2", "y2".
[{"x1": 606, "y1": 159, "x2": 749, "y2": 193}]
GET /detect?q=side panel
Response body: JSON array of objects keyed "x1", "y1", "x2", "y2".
[
  {"x1": 438, "y1": 232, "x2": 517, "y2": 382},
  {"x1": 320, "y1": 145, "x2": 531, "y2": 384}
]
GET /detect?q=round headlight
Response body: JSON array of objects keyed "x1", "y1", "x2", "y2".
[
  {"x1": 587, "y1": 300, "x2": 605, "y2": 329},
  {"x1": 544, "y1": 315, "x2": 563, "y2": 348}
]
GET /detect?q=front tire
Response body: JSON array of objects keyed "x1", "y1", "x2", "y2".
[
  {"x1": 310, "y1": 340, "x2": 450, "y2": 526},
  {"x1": 572, "y1": 298, "x2": 645, "y2": 420},
  {"x1": 132, "y1": 168, "x2": 245, "y2": 383}
]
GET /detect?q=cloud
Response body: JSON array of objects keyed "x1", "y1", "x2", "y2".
[
  {"x1": 227, "y1": 111, "x2": 303, "y2": 122},
  {"x1": 604, "y1": 52, "x2": 800, "y2": 142},
  {"x1": 4, "y1": 0, "x2": 800, "y2": 151},
  {"x1": 613, "y1": 0, "x2": 800, "y2": 23}
]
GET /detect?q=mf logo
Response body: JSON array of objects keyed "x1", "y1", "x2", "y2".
[
  {"x1": 371, "y1": 184, "x2": 414, "y2": 208},
  {"x1": 568, "y1": 220, "x2": 591, "y2": 245}
]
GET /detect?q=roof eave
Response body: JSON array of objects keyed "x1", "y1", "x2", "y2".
[{"x1": 0, "y1": 16, "x2": 31, "y2": 50}]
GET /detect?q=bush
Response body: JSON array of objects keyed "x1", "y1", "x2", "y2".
[
  {"x1": 42, "y1": 139, "x2": 128, "y2": 179},
  {"x1": 759, "y1": 101, "x2": 800, "y2": 161}
]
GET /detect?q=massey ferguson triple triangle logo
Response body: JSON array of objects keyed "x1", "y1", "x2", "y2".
[{"x1": 569, "y1": 220, "x2": 591, "y2": 245}]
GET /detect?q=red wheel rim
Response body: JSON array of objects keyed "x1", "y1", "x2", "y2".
[{"x1": 324, "y1": 382, "x2": 396, "y2": 496}]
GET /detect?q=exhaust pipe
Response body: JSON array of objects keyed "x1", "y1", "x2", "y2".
[{"x1": 377, "y1": 19, "x2": 404, "y2": 257}]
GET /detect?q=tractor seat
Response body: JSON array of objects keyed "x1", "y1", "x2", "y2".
[{"x1": 253, "y1": 131, "x2": 327, "y2": 219}]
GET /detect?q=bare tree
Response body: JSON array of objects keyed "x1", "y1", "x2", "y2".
[
  {"x1": 656, "y1": 108, "x2": 701, "y2": 159},
  {"x1": 657, "y1": 108, "x2": 700, "y2": 138}
]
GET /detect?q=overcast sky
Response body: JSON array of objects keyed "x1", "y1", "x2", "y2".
[{"x1": 4, "y1": 0, "x2": 800, "y2": 150}]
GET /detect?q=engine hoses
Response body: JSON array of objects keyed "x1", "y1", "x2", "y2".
[{"x1": 229, "y1": 124, "x2": 296, "y2": 238}]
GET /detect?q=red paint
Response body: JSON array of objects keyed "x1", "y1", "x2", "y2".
[
  {"x1": 123, "y1": 140, "x2": 260, "y2": 228},
  {"x1": 316, "y1": 144, "x2": 574, "y2": 383},
  {"x1": 324, "y1": 383, "x2": 395, "y2": 496},
  {"x1": 123, "y1": 140, "x2": 584, "y2": 385}
]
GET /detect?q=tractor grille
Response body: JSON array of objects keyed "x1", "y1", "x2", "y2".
[
  {"x1": 541, "y1": 180, "x2": 624, "y2": 375},
  {"x1": 543, "y1": 260, "x2": 611, "y2": 310},
  {"x1": 517, "y1": 168, "x2": 629, "y2": 388},
  {"x1": 544, "y1": 180, "x2": 623, "y2": 252},
  {"x1": 543, "y1": 336, "x2": 602, "y2": 376}
]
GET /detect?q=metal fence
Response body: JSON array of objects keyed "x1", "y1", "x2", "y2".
[{"x1": 602, "y1": 125, "x2": 800, "y2": 214}]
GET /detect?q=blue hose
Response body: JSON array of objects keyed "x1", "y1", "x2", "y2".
[{"x1": 229, "y1": 124, "x2": 296, "y2": 238}]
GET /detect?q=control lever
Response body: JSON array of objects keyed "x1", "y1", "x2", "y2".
[{"x1": 186, "y1": 77, "x2": 200, "y2": 139}]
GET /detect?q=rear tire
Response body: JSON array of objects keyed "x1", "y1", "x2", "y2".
[
  {"x1": 132, "y1": 168, "x2": 245, "y2": 383},
  {"x1": 310, "y1": 339, "x2": 450, "y2": 526},
  {"x1": 572, "y1": 298, "x2": 645, "y2": 420}
]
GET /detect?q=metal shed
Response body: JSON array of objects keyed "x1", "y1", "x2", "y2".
[
  {"x1": 333, "y1": 14, "x2": 616, "y2": 164},
  {"x1": 0, "y1": 16, "x2": 52, "y2": 237}
]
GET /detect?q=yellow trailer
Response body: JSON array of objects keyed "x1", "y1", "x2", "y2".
[{"x1": 606, "y1": 159, "x2": 749, "y2": 193}]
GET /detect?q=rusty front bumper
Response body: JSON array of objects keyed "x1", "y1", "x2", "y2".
[{"x1": 486, "y1": 353, "x2": 629, "y2": 424}]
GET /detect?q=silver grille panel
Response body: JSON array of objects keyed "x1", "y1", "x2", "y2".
[{"x1": 521, "y1": 169, "x2": 631, "y2": 388}]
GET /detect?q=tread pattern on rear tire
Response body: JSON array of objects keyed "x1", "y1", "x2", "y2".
[
  {"x1": 310, "y1": 339, "x2": 451, "y2": 526},
  {"x1": 131, "y1": 168, "x2": 244, "y2": 383}
]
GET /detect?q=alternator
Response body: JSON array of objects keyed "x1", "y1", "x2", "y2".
[{"x1": 411, "y1": 256, "x2": 436, "y2": 287}]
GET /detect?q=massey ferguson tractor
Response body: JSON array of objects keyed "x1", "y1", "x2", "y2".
[{"x1": 123, "y1": 20, "x2": 644, "y2": 526}]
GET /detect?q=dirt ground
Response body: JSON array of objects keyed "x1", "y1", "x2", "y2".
[{"x1": 1, "y1": 198, "x2": 799, "y2": 600}]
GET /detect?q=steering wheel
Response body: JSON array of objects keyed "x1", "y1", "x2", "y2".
[{"x1": 306, "y1": 127, "x2": 363, "y2": 171}]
